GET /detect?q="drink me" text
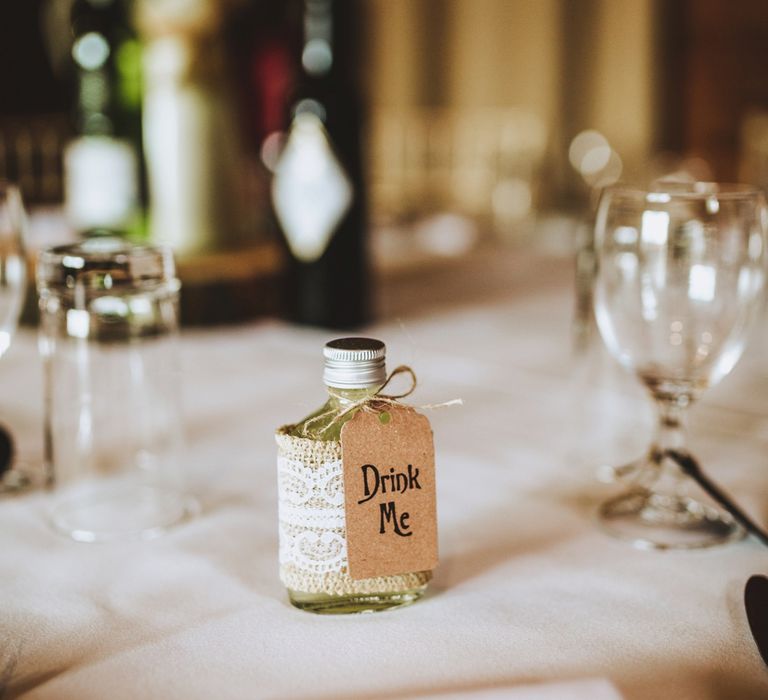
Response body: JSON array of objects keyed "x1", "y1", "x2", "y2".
[{"x1": 356, "y1": 464, "x2": 422, "y2": 537}]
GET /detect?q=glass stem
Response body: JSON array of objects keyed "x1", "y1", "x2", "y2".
[{"x1": 649, "y1": 399, "x2": 688, "y2": 500}]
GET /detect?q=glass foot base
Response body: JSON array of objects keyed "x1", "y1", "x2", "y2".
[
  {"x1": 50, "y1": 487, "x2": 198, "y2": 542},
  {"x1": 598, "y1": 489, "x2": 744, "y2": 550},
  {"x1": 597, "y1": 456, "x2": 663, "y2": 487},
  {"x1": 0, "y1": 468, "x2": 35, "y2": 494},
  {"x1": 288, "y1": 586, "x2": 427, "y2": 614},
  {"x1": 597, "y1": 458, "x2": 643, "y2": 484}
]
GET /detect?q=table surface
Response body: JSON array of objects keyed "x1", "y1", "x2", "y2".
[{"x1": 2, "y1": 247, "x2": 768, "y2": 700}]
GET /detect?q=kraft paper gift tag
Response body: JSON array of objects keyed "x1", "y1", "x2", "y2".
[{"x1": 341, "y1": 406, "x2": 438, "y2": 579}]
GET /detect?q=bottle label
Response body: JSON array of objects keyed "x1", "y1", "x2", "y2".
[
  {"x1": 276, "y1": 429, "x2": 434, "y2": 595},
  {"x1": 64, "y1": 136, "x2": 138, "y2": 231},
  {"x1": 271, "y1": 112, "x2": 353, "y2": 263},
  {"x1": 340, "y1": 406, "x2": 439, "y2": 579}
]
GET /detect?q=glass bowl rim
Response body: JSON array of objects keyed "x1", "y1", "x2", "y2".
[{"x1": 602, "y1": 181, "x2": 765, "y2": 203}]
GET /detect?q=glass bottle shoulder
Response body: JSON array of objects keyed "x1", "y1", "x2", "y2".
[{"x1": 287, "y1": 387, "x2": 377, "y2": 442}]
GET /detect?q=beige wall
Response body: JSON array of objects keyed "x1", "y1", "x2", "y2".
[
  {"x1": 446, "y1": 0, "x2": 560, "y2": 125},
  {"x1": 364, "y1": 0, "x2": 656, "y2": 196},
  {"x1": 364, "y1": 0, "x2": 422, "y2": 110},
  {"x1": 588, "y1": 0, "x2": 654, "y2": 169},
  {"x1": 366, "y1": 0, "x2": 561, "y2": 122}
]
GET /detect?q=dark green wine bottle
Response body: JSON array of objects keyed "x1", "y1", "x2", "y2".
[
  {"x1": 67, "y1": 0, "x2": 146, "y2": 239},
  {"x1": 271, "y1": 0, "x2": 370, "y2": 329}
]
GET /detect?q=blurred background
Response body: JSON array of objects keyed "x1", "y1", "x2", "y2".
[{"x1": 3, "y1": 0, "x2": 768, "y2": 327}]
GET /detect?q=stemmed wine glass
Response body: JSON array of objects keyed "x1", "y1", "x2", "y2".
[
  {"x1": 0, "y1": 182, "x2": 30, "y2": 493},
  {"x1": 593, "y1": 182, "x2": 768, "y2": 549}
]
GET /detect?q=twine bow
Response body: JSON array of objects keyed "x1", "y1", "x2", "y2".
[{"x1": 301, "y1": 365, "x2": 462, "y2": 437}]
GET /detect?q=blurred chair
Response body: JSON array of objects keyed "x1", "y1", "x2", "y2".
[
  {"x1": 368, "y1": 107, "x2": 547, "y2": 241},
  {"x1": 0, "y1": 113, "x2": 69, "y2": 206}
]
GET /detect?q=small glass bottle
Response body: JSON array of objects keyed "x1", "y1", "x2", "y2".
[{"x1": 276, "y1": 337, "x2": 431, "y2": 613}]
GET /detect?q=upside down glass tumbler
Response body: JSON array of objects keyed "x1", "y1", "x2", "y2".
[{"x1": 38, "y1": 238, "x2": 196, "y2": 541}]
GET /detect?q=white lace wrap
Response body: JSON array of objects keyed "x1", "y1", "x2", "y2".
[{"x1": 276, "y1": 429, "x2": 431, "y2": 595}]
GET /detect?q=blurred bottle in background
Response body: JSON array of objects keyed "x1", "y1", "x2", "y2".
[
  {"x1": 65, "y1": 0, "x2": 145, "y2": 238},
  {"x1": 46, "y1": 0, "x2": 369, "y2": 325},
  {"x1": 137, "y1": 0, "x2": 254, "y2": 256},
  {"x1": 269, "y1": 0, "x2": 370, "y2": 328}
]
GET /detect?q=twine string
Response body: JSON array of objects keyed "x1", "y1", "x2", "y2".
[{"x1": 300, "y1": 365, "x2": 461, "y2": 437}]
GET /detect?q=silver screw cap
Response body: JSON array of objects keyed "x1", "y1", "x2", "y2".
[{"x1": 323, "y1": 337, "x2": 386, "y2": 389}]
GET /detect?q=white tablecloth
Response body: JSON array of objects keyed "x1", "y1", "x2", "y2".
[{"x1": 2, "y1": 249, "x2": 768, "y2": 699}]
